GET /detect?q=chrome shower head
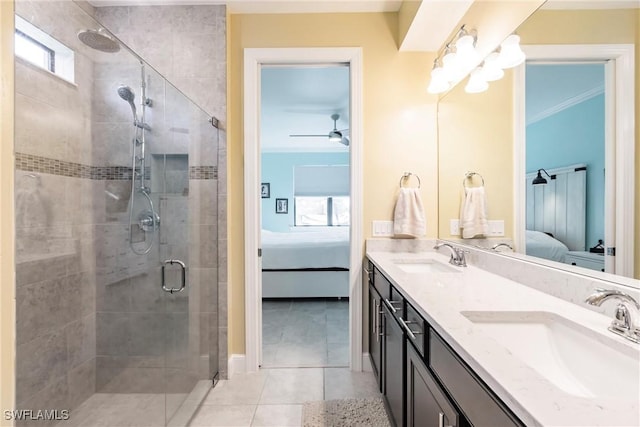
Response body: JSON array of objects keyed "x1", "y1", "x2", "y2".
[
  {"x1": 117, "y1": 85, "x2": 137, "y2": 120},
  {"x1": 77, "y1": 29, "x2": 120, "y2": 53}
]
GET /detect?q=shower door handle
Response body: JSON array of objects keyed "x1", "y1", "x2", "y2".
[{"x1": 161, "y1": 259, "x2": 186, "y2": 293}]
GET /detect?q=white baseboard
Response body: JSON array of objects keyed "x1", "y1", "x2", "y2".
[
  {"x1": 361, "y1": 353, "x2": 372, "y2": 372},
  {"x1": 230, "y1": 353, "x2": 371, "y2": 375},
  {"x1": 228, "y1": 354, "x2": 246, "y2": 378}
]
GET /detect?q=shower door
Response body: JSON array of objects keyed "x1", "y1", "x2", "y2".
[
  {"x1": 96, "y1": 64, "x2": 218, "y2": 425},
  {"x1": 118, "y1": 66, "x2": 219, "y2": 425}
]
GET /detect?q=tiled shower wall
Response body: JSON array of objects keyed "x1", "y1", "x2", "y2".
[
  {"x1": 94, "y1": 3, "x2": 229, "y2": 379},
  {"x1": 14, "y1": 0, "x2": 97, "y2": 420}
]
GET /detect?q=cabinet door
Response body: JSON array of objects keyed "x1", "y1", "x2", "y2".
[
  {"x1": 430, "y1": 330, "x2": 522, "y2": 427},
  {"x1": 384, "y1": 303, "x2": 405, "y2": 427},
  {"x1": 406, "y1": 344, "x2": 459, "y2": 427},
  {"x1": 369, "y1": 284, "x2": 383, "y2": 390}
]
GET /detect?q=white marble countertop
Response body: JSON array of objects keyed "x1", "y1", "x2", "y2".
[{"x1": 367, "y1": 249, "x2": 640, "y2": 427}]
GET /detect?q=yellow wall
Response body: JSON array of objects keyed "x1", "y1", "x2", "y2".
[
  {"x1": 438, "y1": 70, "x2": 515, "y2": 238},
  {"x1": 228, "y1": 13, "x2": 438, "y2": 354},
  {"x1": 0, "y1": 1, "x2": 15, "y2": 424}
]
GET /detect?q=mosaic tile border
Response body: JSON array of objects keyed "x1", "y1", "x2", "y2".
[
  {"x1": 15, "y1": 153, "x2": 217, "y2": 180},
  {"x1": 190, "y1": 166, "x2": 218, "y2": 180}
]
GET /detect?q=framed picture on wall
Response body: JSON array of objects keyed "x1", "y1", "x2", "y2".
[
  {"x1": 275, "y1": 198, "x2": 288, "y2": 214},
  {"x1": 261, "y1": 183, "x2": 270, "y2": 198}
]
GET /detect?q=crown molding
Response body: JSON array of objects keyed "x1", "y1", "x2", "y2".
[{"x1": 526, "y1": 84, "x2": 604, "y2": 126}]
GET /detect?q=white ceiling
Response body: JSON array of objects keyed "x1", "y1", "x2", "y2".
[
  {"x1": 261, "y1": 66, "x2": 350, "y2": 152},
  {"x1": 88, "y1": 0, "x2": 403, "y2": 13},
  {"x1": 542, "y1": 0, "x2": 640, "y2": 9},
  {"x1": 525, "y1": 63, "x2": 605, "y2": 125}
]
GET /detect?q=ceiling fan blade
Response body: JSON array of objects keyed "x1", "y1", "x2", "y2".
[
  {"x1": 339, "y1": 136, "x2": 350, "y2": 147},
  {"x1": 289, "y1": 134, "x2": 328, "y2": 138}
]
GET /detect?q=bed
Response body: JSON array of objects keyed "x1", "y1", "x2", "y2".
[
  {"x1": 525, "y1": 164, "x2": 586, "y2": 262},
  {"x1": 525, "y1": 230, "x2": 569, "y2": 263},
  {"x1": 261, "y1": 228, "x2": 350, "y2": 298}
]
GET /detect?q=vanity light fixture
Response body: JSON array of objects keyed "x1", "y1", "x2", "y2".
[
  {"x1": 454, "y1": 26, "x2": 480, "y2": 69},
  {"x1": 427, "y1": 25, "x2": 481, "y2": 94},
  {"x1": 427, "y1": 60, "x2": 450, "y2": 94},
  {"x1": 441, "y1": 43, "x2": 461, "y2": 81},
  {"x1": 532, "y1": 168, "x2": 551, "y2": 185},
  {"x1": 465, "y1": 67, "x2": 489, "y2": 93},
  {"x1": 480, "y1": 52, "x2": 504, "y2": 82},
  {"x1": 497, "y1": 34, "x2": 526, "y2": 69}
]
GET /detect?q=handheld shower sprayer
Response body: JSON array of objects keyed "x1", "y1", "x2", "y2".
[
  {"x1": 117, "y1": 85, "x2": 136, "y2": 120},
  {"x1": 117, "y1": 85, "x2": 150, "y2": 130}
]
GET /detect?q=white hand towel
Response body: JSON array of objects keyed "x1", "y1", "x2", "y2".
[
  {"x1": 459, "y1": 186, "x2": 489, "y2": 239},
  {"x1": 393, "y1": 188, "x2": 426, "y2": 238}
]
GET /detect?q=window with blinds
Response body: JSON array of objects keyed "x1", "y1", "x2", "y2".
[{"x1": 293, "y1": 165, "x2": 350, "y2": 226}]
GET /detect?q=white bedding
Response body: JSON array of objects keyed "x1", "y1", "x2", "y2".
[
  {"x1": 261, "y1": 228, "x2": 350, "y2": 270},
  {"x1": 525, "y1": 229, "x2": 569, "y2": 263}
]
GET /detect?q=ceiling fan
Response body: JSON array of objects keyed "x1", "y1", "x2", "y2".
[{"x1": 289, "y1": 113, "x2": 350, "y2": 146}]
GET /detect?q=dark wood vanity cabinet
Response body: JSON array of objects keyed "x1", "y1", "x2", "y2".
[
  {"x1": 369, "y1": 284, "x2": 383, "y2": 390},
  {"x1": 367, "y1": 261, "x2": 384, "y2": 391},
  {"x1": 367, "y1": 259, "x2": 524, "y2": 427},
  {"x1": 383, "y1": 301, "x2": 405, "y2": 427},
  {"x1": 429, "y1": 331, "x2": 522, "y2": 427},
  {"x1": 407, "y1": 343, "x2": 459, "y2": 427}
]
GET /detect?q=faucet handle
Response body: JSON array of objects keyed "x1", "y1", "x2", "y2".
[{"x1": 611, "y1": 302, "x2": 640, "y2": 343}]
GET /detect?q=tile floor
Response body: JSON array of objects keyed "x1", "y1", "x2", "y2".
[
  {"x1": 189, "y1": 367, "x2": 381, "y2": 427},
  {"x1": 55, "y1": 300, "x2": 358, "y2": 427},
  {"x1": 56, "y1": 393, "x2": 167, "y2": 427},
  {"x1": 261, "y1": 299, "x2": 349, "y2": 368}
]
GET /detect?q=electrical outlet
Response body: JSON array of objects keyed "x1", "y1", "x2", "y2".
[
  {"x1": 372, "y1": 220, "x2": 394, "y2": 237},
  {"x1": 449, "y1": 219, "x2": 460, "y2": 236},
  {"x1": 488, "y1": 220, "x2": 505, "y2": 236}
]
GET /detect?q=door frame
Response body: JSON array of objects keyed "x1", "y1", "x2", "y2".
[
  {"x1": 243, "y1": 47, "x2": 364, "y2": 372},
  {"x1": 513, "y1": 44, "x2": 635, "y2": 277}
]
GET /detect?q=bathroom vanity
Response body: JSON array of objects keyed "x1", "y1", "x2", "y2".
[{"x1": 366, "y1": 248, "x2": 639, "y2": 427}]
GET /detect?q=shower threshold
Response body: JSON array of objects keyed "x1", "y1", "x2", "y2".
[{"x1": 55, "y1": 381, "x2": 211, "y2": 427}]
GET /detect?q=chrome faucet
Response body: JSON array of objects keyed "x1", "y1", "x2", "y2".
[
  {"x1": 585, "y1": 288, "x2": 640, "y2": 344},
  {"x1": 434, "y1": 243, "x2": 467, "y2": 267},
  {"x1": 491, "y1": 242, "x2": 513, "y2": 251}
]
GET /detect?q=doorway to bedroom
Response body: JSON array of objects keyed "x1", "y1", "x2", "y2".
[
  {"x1": 516, "y1": 43, "x2": 636, "y2": 278},
  {"x1": 259, "y1": 65, "x2": 351, "y2": 368}
]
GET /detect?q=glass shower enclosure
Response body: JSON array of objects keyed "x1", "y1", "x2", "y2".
[{"x1": 13, "y1": 1, "x2": 219, "y2": 425}]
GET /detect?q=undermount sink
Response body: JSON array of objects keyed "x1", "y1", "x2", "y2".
[
  {"x1": 392, "y1": 258, "x2": 461, "y2": 274},
  {"x1": 461, "y1": 310, "x2": 640, "y2": 399}
]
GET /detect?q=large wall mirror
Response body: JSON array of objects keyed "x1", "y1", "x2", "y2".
[{"x1": 437, "y1": 2, "x2": 639, "y2": 286}]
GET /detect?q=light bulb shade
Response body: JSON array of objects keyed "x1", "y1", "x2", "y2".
[
  {"x1": 481, "y1": 52, "x2": 504, "y2": 82},
  {"x1": 497, "y1": 34, "x2": 525, "y2": 69},
  {"x1": 465, "y1": 68, "x2": 488, "y2": 93},
  {"x1": 442, "y1": 50, "x2": 464, "y2": 82},
  {"x1": 532, "y1": 170, "x2": 548, "y2": 185},
  {"x1": 428, "y1": 66, "x2": 450, "y2": 94},
  {"x1": 329, "y1": 130, "x2": 342, "y2": 142},
  {"x1": 428, "y1": 76, "x2": 450, "y2": 94},
  {"x1": 455, "y1": 34, "x2": 480, "y2": 68}
]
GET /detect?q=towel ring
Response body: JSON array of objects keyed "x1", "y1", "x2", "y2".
[
  {"x1": 463, "y1": 172, "x2": 484, "y2": 188},
  {"x1": 399, "y1": 172, "x2": 421, "y2": 189}
]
